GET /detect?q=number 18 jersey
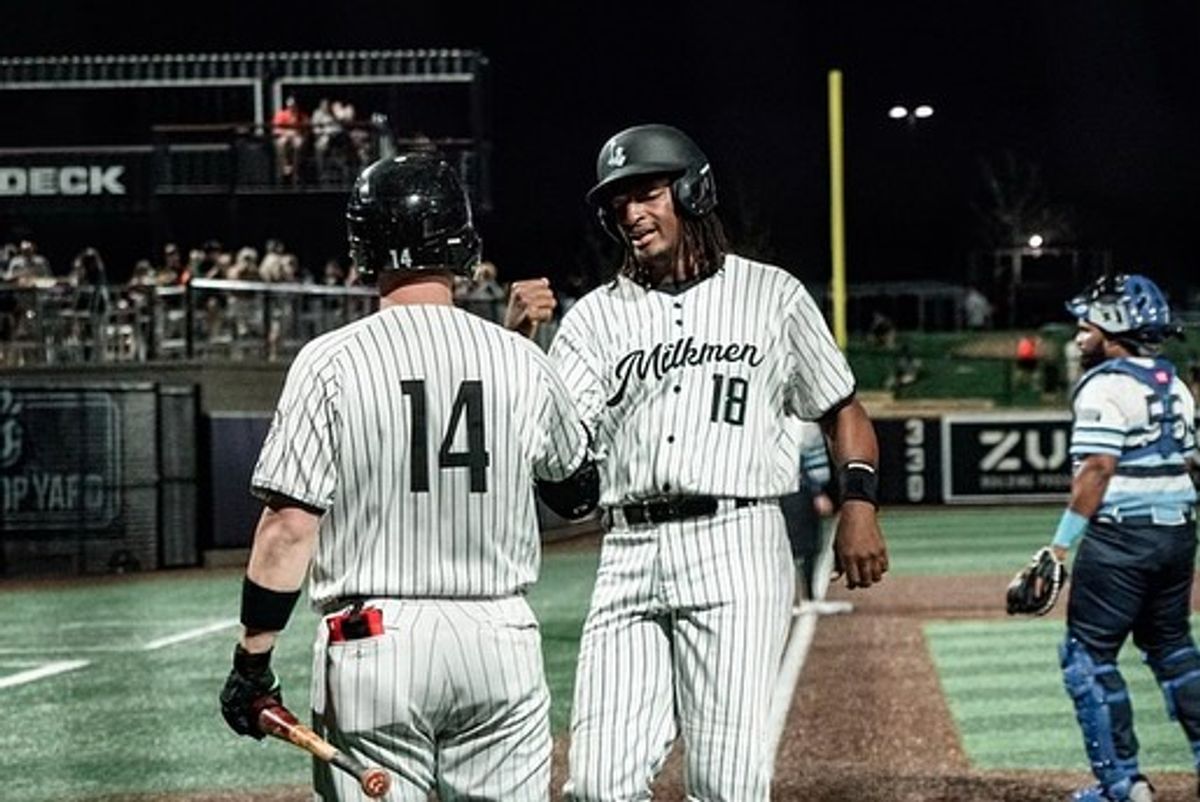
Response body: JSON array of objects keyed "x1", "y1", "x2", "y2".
[
  {"x1": 549, "y1": 254, "x2": 855, "y2": 507},
  {"x1": 251, "y1": 304, "x2": 589, "y2": 608}
]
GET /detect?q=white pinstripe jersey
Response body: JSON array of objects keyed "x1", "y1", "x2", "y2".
[
  {"x1": 549, "y1": 253, "x2": 855, "y2": 507},
  {"x1": 251, "y1": 304, "x2": 589, "y2": 607}
]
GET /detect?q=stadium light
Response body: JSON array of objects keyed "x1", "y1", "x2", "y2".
[
  {"x1": 889, "y1": 104, "x2": 935, "y2": 124},
  {"x1": 1028, "y1": 233, "x2": 1044, "y2": 249}
]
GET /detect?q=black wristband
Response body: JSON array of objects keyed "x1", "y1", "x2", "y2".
[
  {"x1": 232, "y1": 643, "x2": 273, "y2": 677},
  {"x1": 838, "y1": 461, "x2": 879, "y2": 508},
  {"x1": 240, "y1": 576, "x2": 301, "y2": 633}
]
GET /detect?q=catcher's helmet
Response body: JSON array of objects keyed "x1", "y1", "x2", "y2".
[
  {"x1": 346, "y1": 153, "x2": 481, "y2": 283},
  {"x1": 1066, "y1": 273, "x2": 1183, "y2": 347},
  {"x1": 586, "y1": 124, "x2": 717, "y2": 240}
]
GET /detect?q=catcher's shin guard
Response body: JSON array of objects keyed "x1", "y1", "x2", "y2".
[
  {"x1": 1061, "y1": 636, "x2": 1140, "y2": 794},
  {"x1": 1146, "y1": 645, "x2": 1200, "y2": 770}
]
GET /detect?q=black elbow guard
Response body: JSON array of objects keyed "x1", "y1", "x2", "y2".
[{"x1": 537, "y1": 460, "x2": 600, "y2": 520}]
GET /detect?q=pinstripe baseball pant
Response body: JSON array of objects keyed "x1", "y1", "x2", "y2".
[
  {"x1": 311, "y1": 597, "x2": 551, "y2": 801},
  {"x1": 565, "y1": 502, "x2": 794, "y2": 801}
]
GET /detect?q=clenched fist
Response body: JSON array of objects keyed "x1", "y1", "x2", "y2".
[{"x1": 504, "y1": 278, "x2": 557, "y2": 339}]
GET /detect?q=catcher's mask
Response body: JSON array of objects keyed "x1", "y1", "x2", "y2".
[
  {"x1": 1066, "y1": 273, "x2": 1183, "y2": 351},
  {"x1": 346, "y1": 153, "x2": 481, "y2": 284},
  {"x1": 586, "y1": 123, "x2": 717, "y2": 242}
]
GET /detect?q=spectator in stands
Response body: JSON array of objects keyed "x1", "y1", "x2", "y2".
[
  {"x1": 321, "y1": 256, "x2": 352, "y2": 287},
  {"x1": 258, "y1": 239, "x2": 294, "y2": 282},
  {"x1": 159, "y1": 243, "x2": 187, "y2": 285},
  {"x1": 454, "y1": 260, "x2": 505, "y2": 323},
  {"x1": 868, "y1": 310, "x2": 896, "y2": 348},
  {"x1": 198, "y1": 239, "x2": 225, "y2": 277},
  {"x1": 186, "y1": 248, "x2": 207, "y2": 283},
  {"x1": 886, "y1": 342, "x2": 922, "y2": 389},
  {"x1": 5, "y1": 240, "x2": 52, "y2": 284},
  {"x1": 69, "y1": 247, "x2": 112, "y2": 361},
  {"x1": 272, "y1": 95, "x2": 308, "y2": 183},
  {"x1": 964, "y1": 286, "x2": 993, "y2": 329},
  {"x1": 229, "y1": 247, "x2": 260, "y2": 281},
  {"x1": 333, "y1": 100, "x2": 370, "y2": 169},
  {"x1": 371, "y1": 112, "x2": 398, "y2": 161},
  {"x1": 205, "y1": 251, "x2": 234, "y2": 280},
  {"x1": 0, "y1": 242, "x2": 15, "y2": 276},
  {"x1": 130, "y1": 259, "x2": 157, "y2": 288},
  {"x1": 71, "y1": 247, "x2": 110, "y2": 310},
  {"x1": 310, "y1": 98, "x2": 340, "y2": 181}
]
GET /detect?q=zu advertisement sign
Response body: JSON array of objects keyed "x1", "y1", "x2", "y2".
[{"x1": 940, "y1": 411, "x2": 1073, "y2": 503}]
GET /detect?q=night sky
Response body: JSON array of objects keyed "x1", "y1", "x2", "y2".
[{"x1": 4, "y1": 1, "x2": 1200, "y2": 295}]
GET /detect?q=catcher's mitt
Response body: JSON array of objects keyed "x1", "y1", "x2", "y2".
[{"x1": 1006, "y1": 546, "x2": 1068, "y2": 616}]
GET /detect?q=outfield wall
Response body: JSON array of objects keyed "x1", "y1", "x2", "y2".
[
  {"x1": 6, "y1": 380, "x2": 1183, "y2": 576},
  {"x1": 0, "y1": 382, "x2": 198, "y2": 575},
  {"x1": 876, "y1": 412, "x2": 1072, "y2": 506}
]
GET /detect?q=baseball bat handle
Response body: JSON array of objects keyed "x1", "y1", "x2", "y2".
[{"x1": 258, "y1": 704, "x2": 391, "y2": 798}]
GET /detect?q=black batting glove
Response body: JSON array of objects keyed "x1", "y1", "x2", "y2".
[{"x1": 219, "y1": 644, "x2": 283, "y2": 739}]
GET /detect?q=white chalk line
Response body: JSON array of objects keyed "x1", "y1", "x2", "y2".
[
  {"x1": 765, "y1": 522, "x2": 854, "y2": 765},
  {"x1": 142, "y1": 618, "x2": 239, "y2": 651},
  {"x1": 0, "y1": 618, "x2": 239, "y2": 689},
  {"x1": 0, "y1": 660, "x2": 90, "y2": 689},
  {"x1": 0, "y1": 618, "x2": 240, "y2": 655}
]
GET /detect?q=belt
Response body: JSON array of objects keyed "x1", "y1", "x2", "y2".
[
  {"x1": 1095, "y1": 508, "x2": 1196, "y2": 527},
  {"x1": 603, "y1": 496, "x2": 758, "y2": 528}
]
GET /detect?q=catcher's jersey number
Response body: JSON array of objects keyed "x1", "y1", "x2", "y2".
[{"x1": 400, "y1": 379, "x2": 491, "y2": 493}]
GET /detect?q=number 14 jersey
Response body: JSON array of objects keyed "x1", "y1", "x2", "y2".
[{"x1": 252, "y1": 304, "x2": 589, "y2": 607}]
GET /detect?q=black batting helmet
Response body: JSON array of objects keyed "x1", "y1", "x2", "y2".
[
  {"x1": 586, "y1": 124, "x2": 717, "y2": 239},
  {"x1": 346, "y1": 153, "x2": 481, "y2": 282}
]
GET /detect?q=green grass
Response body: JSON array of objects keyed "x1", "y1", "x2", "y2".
[
  {"x1": 881, "y1": 506, "x2": 1061, "y2": 575},
  {"x1": 927, "y1": 617, "x2": 1200, "y2": 771},
  {"x1": 0, "y1": 549, "x2": 600, "y2": 802},
  {"x1": 1, "y1": 507, "x2": 1195, "y2": 799}
]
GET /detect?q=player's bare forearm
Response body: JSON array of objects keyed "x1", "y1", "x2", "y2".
[
  {"x1": 820, "y1": 397, "x2": 879, "y2": 467},
  {"x1": 241, "y1": 503, "x2": 320, "y2": 653},
  {"x1": 1067, "y1": 454, "x2": 1116, "y2": 521},
  {"x1": 820, "y1": 397, "x2": 889, "y2": 589}
]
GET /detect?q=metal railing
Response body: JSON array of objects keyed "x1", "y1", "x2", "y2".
[
  {"x1": 0, "y1": 279, "x2": 378, "y2": 366},
  {"x1": 0, "y1": 50, "x2": 486, "y2": 127}
]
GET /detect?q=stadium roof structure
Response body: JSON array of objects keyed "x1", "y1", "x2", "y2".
[{"x1": 0, "y1": 49, "x2": 487, "y2": 125}]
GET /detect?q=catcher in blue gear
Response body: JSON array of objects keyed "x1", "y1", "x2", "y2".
[{"x1": 1037, "y1": 273, "x2": 1198, "y2": 802}]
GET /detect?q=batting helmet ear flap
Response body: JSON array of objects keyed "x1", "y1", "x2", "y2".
[{"x1": 671, "y1": 161, "x2": 717, "y2": 218}]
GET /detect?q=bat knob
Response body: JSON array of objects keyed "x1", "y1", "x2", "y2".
[{"x1": 361, "y1": 767, "x2": 391, "y2": 798}]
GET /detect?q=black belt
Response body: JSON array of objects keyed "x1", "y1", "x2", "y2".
[{"x1": 609, "y1": 496, "x2": 758, "y2": 526}]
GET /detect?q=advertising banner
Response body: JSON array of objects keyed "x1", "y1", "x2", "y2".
[
  {"x1": 941, "y1": 411, "x2": 1073, "y2": 503},
  {"x1": 0, "y1": 388, "x2": 122, "y2": 533}
]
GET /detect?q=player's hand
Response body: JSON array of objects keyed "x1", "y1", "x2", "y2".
[
  {"x1": 504, "y1": 278, "x2": 556, "y2": 339},
  {"x1": 220, "y1": 645, "x2": 283, "y2": 739},
  {"x1": 832, "y1": 501, "x2": 888, "y2": 589},
  {"x1": 812, "y1": 492, "x2": 835, "y2": 517}
]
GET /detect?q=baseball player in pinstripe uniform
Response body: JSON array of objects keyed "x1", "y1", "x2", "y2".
[
  {"x1": 219, "y1": 153, "x2": 599, "y2": 801},
  {"x1": 507, "y1": 124, "x2": 889, "y2": 800}
]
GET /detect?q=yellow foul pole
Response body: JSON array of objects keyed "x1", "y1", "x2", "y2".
[{"x1": 828, "y1": 69, "x2": 847, "y2": 348}]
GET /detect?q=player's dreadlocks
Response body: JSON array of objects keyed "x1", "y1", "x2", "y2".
[{"x1": 619, "y1": 212, "x2": 730, "y2": 288}]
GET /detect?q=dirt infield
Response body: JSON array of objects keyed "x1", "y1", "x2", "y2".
[{"x1": 121, "y1": 573, "x2": 1200, "y2": 801}]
